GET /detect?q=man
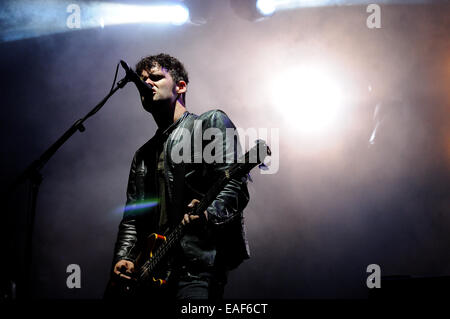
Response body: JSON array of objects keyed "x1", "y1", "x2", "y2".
[{"x1": 109, "y1": 53, "x2": 250, "y2": 300}]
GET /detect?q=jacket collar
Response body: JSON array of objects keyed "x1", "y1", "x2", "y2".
[{"x1": 155, "y1": 111, "x2": 190, "y2": 141}]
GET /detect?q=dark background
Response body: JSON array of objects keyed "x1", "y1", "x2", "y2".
[{"x1": 0, "y1": 0, "x2": 449, "y2": 299}]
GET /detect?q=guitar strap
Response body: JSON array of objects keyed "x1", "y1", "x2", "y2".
[
  {"x1": 163, "y1": 111, "x2": 192, "y2": 230},
  {"x1": 169, "y1": 162, "x2": 186, "y2": 229}
]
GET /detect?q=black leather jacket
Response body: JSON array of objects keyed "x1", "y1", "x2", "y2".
[{"x1": 113, "y1": 110, "x2": 250, "y2": 271}]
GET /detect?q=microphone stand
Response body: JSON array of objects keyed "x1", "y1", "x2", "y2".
[{"x1": 8, "y1": 73, "x2": 131, "y2": 299}]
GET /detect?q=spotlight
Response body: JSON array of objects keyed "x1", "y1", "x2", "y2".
[
  {"x1": 89, "y1": 2, "x2": 190, "y2": 27},
  {"x1": 270, "y1": 65, "x2": 346, "y2": 135},
  {"x1": 256, "y1": 0, "x2": 434, "y2": 16},
  {"x1": 0, "y1": 0, "x2": 190, "y2": 43},
  {"x1": 256, "y1": 0, "x2": 276, "y2": 16}
]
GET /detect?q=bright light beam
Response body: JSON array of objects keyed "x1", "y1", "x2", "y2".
[
  {"x1": 86, "y1": 3, "x2": 190, "y2": 27},
  {"x1": 270, "y1": 65, "x2": 346, "y2": 135},
  {"x1": 112, "y1": 199, "x2": 160, "y2": 215},
  {"x1": 256, "y1": 0, "x2": 277, "y2": 15},
  {"x1": 256, "y1": 0, "x2": 435, "y2": 16},
  {"x1": 0, "y1": 0, "x2": 190, "y2": 43}
]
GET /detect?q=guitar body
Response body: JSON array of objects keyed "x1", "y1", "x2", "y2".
[
  {"x1": 104, "y1": 232, "x2": 170, "y2": 299},
  {"x1": 135, "y1": 233, "x2": 169, "y2": 286}
]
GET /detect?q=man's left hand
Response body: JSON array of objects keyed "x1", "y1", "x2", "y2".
[{"x1": 182, "y1": 199, "x2": 208, "y2": 225}]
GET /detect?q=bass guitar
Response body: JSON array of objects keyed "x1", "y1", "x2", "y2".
[{"x1": 105, "y1": 139, "x2": 271, "y2": 298}]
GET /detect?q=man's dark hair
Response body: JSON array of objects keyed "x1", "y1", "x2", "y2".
[{"x1": 135, "y1": 53, "x2": 189, "y2": 85}]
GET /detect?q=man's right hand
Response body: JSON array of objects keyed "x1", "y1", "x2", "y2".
[{"x1": 113, "y1": 260, "x2": 135, "y2": 280}]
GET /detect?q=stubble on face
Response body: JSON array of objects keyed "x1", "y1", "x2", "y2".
[{"x1": 140, "y1": 65, "x2": 177, "y2": 111}]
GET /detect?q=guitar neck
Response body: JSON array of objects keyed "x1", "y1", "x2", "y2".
[
  {"x1": 138, "y1": 140, "x2": 270, "y2": 281},
  {"x1": 138, "y1": 168, "x2": 243, "y2": 280},
  {"x1": 193, "y1": 159, "x2": 257, "y2": 217},
  {"x1": 139, "y1": 179, "x2": 223, "y2": 279}
]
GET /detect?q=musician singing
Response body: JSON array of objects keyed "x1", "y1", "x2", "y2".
[{"x1": 108, "y1": 53, "x2": 250, "y2": 300}]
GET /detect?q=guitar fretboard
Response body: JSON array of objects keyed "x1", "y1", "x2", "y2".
[{"x1": 137, "y1": 140, "x2": 270, "y2": 282}]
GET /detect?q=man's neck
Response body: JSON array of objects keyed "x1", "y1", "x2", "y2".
[
  {"x1": 173, "y1": 100, "x2": 187, "y2": 123},
  {"x1": 152, "y1": 99, "x2": 186, "y2": 130}
]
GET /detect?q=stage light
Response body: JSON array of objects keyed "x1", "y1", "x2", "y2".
[
  {"x1": 270, "y1": 65, "x2": 346, "y2": 135},
  {"x1": 256, "y1": 0, "x2": 433, "y2": 16},
  {"x1": 256, "y1": 0, "x2": 342, "y2": 15},
  {"x1": 87, "y1": 2, "x2": 190, "y2": 27},
  {"x1": 256, "y1": 0, "x2": 276, "y2": 16},
  {"x1": 0, "y1": 0, "x2": 190, "y2": 43}
]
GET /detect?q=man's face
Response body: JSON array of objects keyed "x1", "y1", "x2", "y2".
[{"x1": 140, "y1": 64, "x2": 177, "y2": 112}]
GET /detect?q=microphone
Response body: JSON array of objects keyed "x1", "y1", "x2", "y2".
[{"x1": 119, "y1": 60, "x2": 154, "y2": 96}]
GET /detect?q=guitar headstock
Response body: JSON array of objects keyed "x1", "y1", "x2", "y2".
[
  {"x1": 243, "y1": 139, "x2": 271, "y2": 165},
  {"x1": 220, "y1": 140, "x2": 272, "y2": 185}
]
